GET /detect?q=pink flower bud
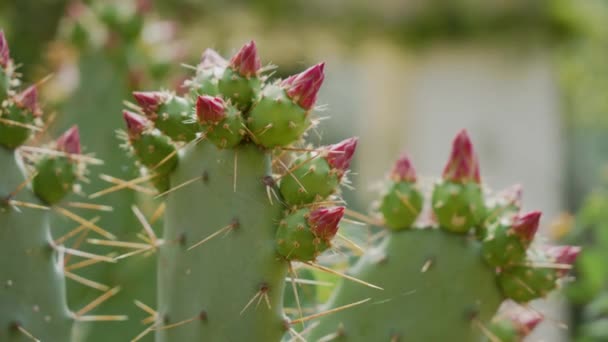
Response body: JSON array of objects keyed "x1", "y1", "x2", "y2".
[
  {"x1": 56, "y1": 126, "x2": 81, "y2": 155},
  {"x1": 15, "y1": 85, "x2": 42, "y2": 116},
  {"x1": 229, "y1": 41, "x2": 261, "y2": 77},
  {"x1": 442, "y1": 129, "x2": 481, "y2": 183},
  {"x1": 309, "y1": 206, "x2": 345, "y2": 240},
  {"x1": 123, "y1": 110, "x2": 148, "y2": 137},
  {"x1": 199, "y1": 48, "x2": 227, "y2": 69},
  {"x1": 132, "y1": 91, "x2": 166, "y2": 114},
  {"x1": 507, "y1": 310, "x2": 543, "y2": 336},
  {"x1": 325, "y1": 137, "x2": 358, "y2": 176},
  {"x1": 391, "y1": 154, "x2": 416, "y2": 182},
  {"x1": 281, "y1": 62, "x2": 325, "y2": 110},
  {"x1": 0, "y1": 30, "x2": 9, "y2": 68},
  {"x1": 545, "y1": 245, "x2": 581, "y2": 276},
  {"x1": 511, "y1": 211, "x2": 541, "y2": 242},
  {"x1": 196, "y1": 95, "x2": 226, "y2": 123}
]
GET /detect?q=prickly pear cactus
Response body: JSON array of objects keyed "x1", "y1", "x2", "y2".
[
  {"x1": 311, "y1": 130, "x2": 579, "y2": 341},
  {"x1": 122, "y1": 41, "x2": 358, "y2": 341},
  {"x1": 0, "y1": 31, "x2": 89, "y2": 341}
]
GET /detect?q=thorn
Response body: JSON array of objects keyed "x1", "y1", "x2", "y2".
[
  {"x1": 54, "y1": 216, "x2": 101, "y2": 245},
  {"x1": 8, "y1": 171, "x2": 38, "y2": 199},
  {"x1": 67, "y1": 201, "x2": 113, "y2": 212},
  {"x1": 59, "y1": 246, "x2": 117, "y2": 263},
  {"x1": 134, "y1": 300, "x2": 158, "y2": 317},
  {"x1": 149, "y1": 202, "x2": 166, "y2": 225},
  {"x1": 277, "y1": 158, "x2": 308, "y2": 193},
  {"x1": 132, "y1": 205, "x2": 158, "y2": 248},
  {"x1": 240, "y1": 284, "x2": 270, "y2": 315},
  {"x1": 90, "y1": 173, "x2": 159, "y2": 199},
  {"x1": 64, "y1": 271, "x2": 110, "y2": 291},
  {"x1": 187, "y1": 222, "x2": 237, "y2": 251},
  {"x1": 76, "y1": 286, "x2": 121, "y2": 316},
  {"x1": 153, "y1": 314, "x2": 201, "y2": 331},
  {"x1": 421, "y1": 258, "x2": 434, "y2": 273},
  {"x1": 287, "y1": 262, "x2": 304, "y2": 325},
  {"x1": 155, "y1": 175, "x2": 203, "y2": 199},
  {"x1": 18, "y1": 145, "x2": 103, "y2": 165},
  {"x1": 13, "y1": 323, "x2": 40, "y2": 342},
  {"x1": 336, "y1": 232, "x2": 365, "y2": 256},
  {"x1": 55, "y1": 207, "x2": 116, "y2": 240},
  {"x1": 302, "y1": 262, "x2": 383, "y2": 290},
  {"x1": 113, "y1": 246, "x2": 156, "y2": 261},
  {"x1": 131, "y1": 324, "x2": 157, "y2": 342},
  {"x1": 76, "y1": 315, "x2": 128, "y2": 322},
  {"x1": 0, "y1": 117, "x2": 42, "y2": 131},
  {"x1": 472, "y1": 318, "x2": 501, "y2": 342},
  {"x1": 64, "y1": 252, "x2": 117, "y2": 271},
  {"x1": 343, "y1": 208, "x2": 383, "y2": 227},
  {"x1": 289, "y1": 298, "x2": 370, "y2": 324},
  {"x1": 284, "y1": 277, "x2": 333, "y2": 287},
  {"x1": 87, "y1": 239, "x2": 150, "y2": 249},
  {"x1": 7, "y1": 200, "x2": 49, "y2": 210}
]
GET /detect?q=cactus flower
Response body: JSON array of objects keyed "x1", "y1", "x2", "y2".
[
  {"x1": 132, "y1": 91, "x2": 166, "y2": 114},
  {"x1": 56, "y1": 126, "x2": 81, "y2": 155},
  {"x1": 325, "y1": 137, "x2": 358, "y2": 176},
  {"x1": 281, "y1": 62, "x2": 325, "y2": 110},
  {"x1": 123, "y1": 110, "x2": 148, "y2": 137},
  {"x1": 15, "y1": 85, "x2": 41, "y2": 116},
  {"x1": 0, "y1": 30, "x2": 9, "y2": 68},
  {"x1": 309, "y1": 206, "x2": 345, "y2": 240},
  {"x1": 391, "y1": 154, "x2": 417, "y2": 182},
  {"x1": 196, "y1": 95, "x2": 226, "y2": 124},
  {"x1": 200, "y1": 48, "x2": 227, "y2": 69},
  {"x1": 511, "y1": 211, "x2": 541, "y2": 242},
  {"x1": 229, "y1": 41, "x2": 260, "y2": 77},
  {"x1": 442, "y1": 129, "x2": 481, "y2": 183}
]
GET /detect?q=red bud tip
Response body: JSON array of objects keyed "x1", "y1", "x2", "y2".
[
  {"x1": 136, "y1": 0, "x2": 153, "y2": 14},
  {"x1": 281, "y1": 62, "x2": 325, "y2": 110},
  {"x1": 508, "y1": 310, "x2": 544, "y2": 336},
  {"x1": 123, "y1": 110, "x2": 148, "y2": 137},
  {"x1": 15, "y1": 85, "x2": 42, "y2": 116},
  {"x1": 196, "y1": 95, "x2": 226, "y2": 123},
  {"x1": 546, "y1": 245, "x2": 581, "y2": 266},
  {"x1": 309, "y1": 206, "x2": 345, "y2": 240},
  {"x1": 199, "y1": 48, "x2": 227, "y2": 69},
  {"x1": 325, "y1": 137, "x2": 358, "y2": 175},
  {"x1": 132, "y1": 91, "x2": 166, "y2": 114},
  {"x1": 442, "y1": 129, "x2": 481, "y2": 183},
  {"x1": 0, "y1": 30, "x2": 9, "y2": 68},
  {"x1": 229, "y1": 40, "x2": 261, "y2": 77},
  {"x1": 56, "y1": 126, "x2": 81, "y2": 155},
  {"x1": 511, "y1": 211, "x2": 541, "y2": 242},
  {"x1": 391, "y1": 154, "x2": 417, "y2": 182}
]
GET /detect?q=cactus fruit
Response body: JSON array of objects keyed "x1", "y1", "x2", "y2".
[
  {"x1": 123, "y1": 41, "x2": 356, "y2": 341},
  {"x1": 310, "y1": 130, "x2": 578, "y2": 341},
  {"x1": 0, "y1": 31, "x2": 100, "y2": 341}
]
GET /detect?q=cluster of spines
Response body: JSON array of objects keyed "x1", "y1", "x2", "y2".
[{"x1": 377, "y1": 129, "x2": 580, "y2": 306}]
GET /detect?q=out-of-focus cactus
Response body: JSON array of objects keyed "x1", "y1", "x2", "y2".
[
  {"x1": 0, "y1": 31, "x2": 119, "y2": 342},
  {"x1": 311, "y1": 130, "x2": 578, "y2": 341},
  {"x1": 43, "y1": 1, "x2": 183, "y2": 341},
  {"x1": 121, "y1": 41, "x2": 358, "y2": 341}
]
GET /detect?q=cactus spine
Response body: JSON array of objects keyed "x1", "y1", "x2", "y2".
[
  {"x1": 123, "y1": 41, "x2": 357, "y2": 341},
  {"x1": 0, "y1": 31, "x2": 79, "y2": 342},
  {"x1": 311, "y1": 131, "x2": 579, "y2": 341}
]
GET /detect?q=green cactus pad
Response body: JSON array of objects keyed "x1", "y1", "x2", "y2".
[
  {"x1": 432, "y1": 181, "x2": 485, "y2": 234},
  {"x1": 0, "y1": 104, "x2": 37, "y2": 149},
  {"x1": 310, "y1": 229, "x2": 502, "y2": 341},
  {"x1": 276, "y1": 208, "x2": 331, "y2": 261},
  {"x1": 31, "y1": 157, "x2": 77, "y2": 205},
  {"x1": 247, "y1": 84, "x2": 310, "y2": 148},
  {"x1": 279, "y1": 154, "x2": 339, "y2": 205},
  {"x1": 153, "y1": 95, "x2": 199, "y2": 142},
  {"x1": 203, "y1": 107, "x2": 245, "y2": 149},
  {"x1": 481, "y1": 223, "x2": 527, "y2": 267},
  {"x1": 484, "y1": 319, "x2": 521, "y2": 342},
  {"x1": 189, "y1": 67, "x2": 223, "y2": 98},
  {"x1": 130, "y1": 132, "x2": 178, "y2": 175},
  {"x1": 218, "y1": 68, "x2": 260, "y2": 110},
  {"x1": 498, "y1": 265, "x2": 557, "y2": 303},
  {"x1": 0, "y1": 148, "x2": 74, "y2": 342},
  {"x1": 157, "y1": 142, "x2": 287, "y2": 341},
  {"x1": 379, "y1": 181, "x2": 423, "y2": 230},
  {"x1": 0, "y1": 69, "x2": 11, "y2": 97}
]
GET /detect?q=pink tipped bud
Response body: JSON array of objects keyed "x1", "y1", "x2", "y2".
[
  {"x1": 508, "y1": 310, "x2": 544, "y2": 336},
  {"x1": 511, "y1": 211, "x2": 541, "y2": 242},
  {"x1": 56, "y1": 126, "x2": 81, "y2": 155},
  {"x1": 15, "y1": 85, "x2": 42, "y2": 116},
  {"x1": 391, "y1": 154, "x2": 417, "y2": 182},
  {"x1": 545, "y1": 245, "x2": 581, "y2": 276},
  {"x1": 442, "y1": 129, "x2": 481, "y2": 183},
  {"x1": 309, "y1": 206, "x2": 345, "y2": 240},
  {"x1": 325, "y1": 137, "x2": 358, "y2": 176},
  {"x1": 0, "y1": 30, "x2": 9, "y2": 68},
  {"x1": 132, "y1": 91, "x2": 166, "y2": 114},
  {"x1": 229, "y1": 41, "x2": 261, "y2": 77},
  {"x1": 199, "y1": 48, "x2": 227, "y2": 69},
  {"x1": 123, "y1": 110, "x2": 148, "y2": 137},
  {"x1": 196, "y1": 95, "x2": 226, "y2": 123},
  {"x1": 281, "y1": 63, "x2": 325, "y2": 110}
]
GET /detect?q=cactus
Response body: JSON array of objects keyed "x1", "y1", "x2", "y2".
[
  {"x1": 121, "y1": 41, "x2": 358, "y2": 341},
  {"x1": 0, "y1": 31, "x2": 110, "y2": 341},
  {"x1": 311, "y1": 130, "x2": 579, "y2": 341}
]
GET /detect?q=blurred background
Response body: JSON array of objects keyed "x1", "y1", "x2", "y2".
[{"x1": 1, "y1": 0, "x2": 607, "y2": 340}]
